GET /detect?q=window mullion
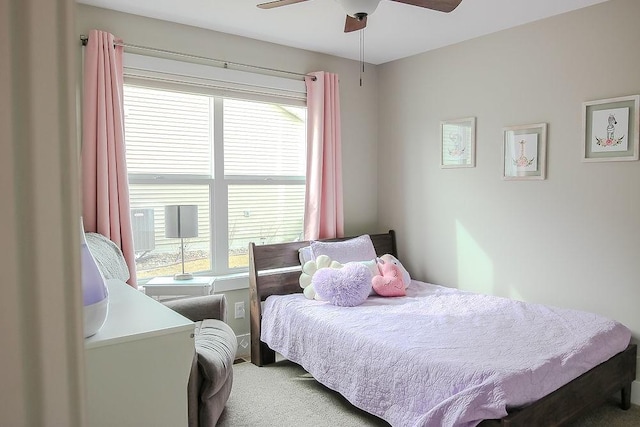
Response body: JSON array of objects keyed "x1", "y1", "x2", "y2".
[
  {"x1": 212, "y1": 97, "x2": 228, "y2": 274},
  {"x1": 224, "y1": 178, "x2": 305, "y2": 186},
  {"x1": 128, "y1": 176, "x2": 212, "y2": 185}
]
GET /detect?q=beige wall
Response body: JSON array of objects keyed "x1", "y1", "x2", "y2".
[
  {"x1": 76, "y1": 4, "x2": 379, "y2": 237},
  {"x1": 222, "y1": 288, "x2": 251, "y2": 356},
  {"x1": 378, "y1": 0, "x2": 640, "y2": 391}
]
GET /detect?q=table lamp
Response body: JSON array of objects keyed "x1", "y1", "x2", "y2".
[{"x1": 165, "y1": 204, "x2": 198, "y2": 280}]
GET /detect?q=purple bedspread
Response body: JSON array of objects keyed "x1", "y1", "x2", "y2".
[{"x1": 261, "y1": 281, "x2": 631, "y2": 427}]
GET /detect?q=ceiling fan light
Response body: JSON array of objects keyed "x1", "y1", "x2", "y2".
[{"x1": 337, "y1": 0, "x2": 382, "y2": 18}]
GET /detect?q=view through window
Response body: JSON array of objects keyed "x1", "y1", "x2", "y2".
[{"x1": 124, "y1": 84, "x2": 306, "y2": 279}]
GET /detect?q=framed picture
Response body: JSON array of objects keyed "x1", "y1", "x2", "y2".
[
  {"x1": 503, "y1": 123, "x2": 547, "y2": 180},
  {"x1": 582, "y1": 95, "x2": 639, "y2": 162},
  {"x1": 440, "y1": 117, "x2": 476, "y2": 168}
]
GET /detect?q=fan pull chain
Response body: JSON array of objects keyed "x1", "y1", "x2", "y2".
[{"x1": 359, "y1": 28, "x2": 365, "y2": 87}]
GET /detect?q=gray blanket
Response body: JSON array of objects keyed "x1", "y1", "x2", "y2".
[{"x1": 85, "y1": 232, "x2": 130, "y2": 282}]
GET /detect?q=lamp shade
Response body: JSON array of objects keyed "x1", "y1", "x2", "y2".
[{"x1": 165, "y1": 205, "x2": 198, "y2": 239}]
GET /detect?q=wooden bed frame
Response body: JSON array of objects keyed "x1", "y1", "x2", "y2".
[{"x1": 249, "y1": 230, "x2": 637, "y2": 426}]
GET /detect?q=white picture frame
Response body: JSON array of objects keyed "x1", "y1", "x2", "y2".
[
  {"x1": 503, "y1": 123, "x2": 547, "y2": 181},
  {"x1": 582, "y1": 95, "x2": 639, "y2": 162},
  {"x1": 440, "y1": 117, "x2": 476, "y2": 168}
]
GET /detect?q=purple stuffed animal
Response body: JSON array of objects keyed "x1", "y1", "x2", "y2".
[{"x1": 312, "y1": 262, "x2": 373, "y2": 307}]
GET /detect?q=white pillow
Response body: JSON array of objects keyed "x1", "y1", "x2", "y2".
[
  {"x1": 359, "y1": 259, "x2": 381, "y2": 296},
  {"x1": 360, "y1": 259, "x2": 380, "y2": 278},
  {"x1": 298, "y1": 245, "x2": 314, "y2": 265},
  {"x1": 310, "y1": 235, "x2": 377, "y2": 263}
]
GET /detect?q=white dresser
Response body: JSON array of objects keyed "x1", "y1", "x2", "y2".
[{"x1": 84, "y1": 279, "x2": 195, "y2": 427}]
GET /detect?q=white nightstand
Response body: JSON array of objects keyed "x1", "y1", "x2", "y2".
[
  {"x1": 85, "y1": 279, "x2": 194, "y2": 427},
  {"x1": 143, "y1": 276, "x2": 215, "y2": 298}
]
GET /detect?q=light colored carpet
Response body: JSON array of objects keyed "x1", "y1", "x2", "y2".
[{"x1": 218, "y1": 360, "x2": 640, "y2": 426}]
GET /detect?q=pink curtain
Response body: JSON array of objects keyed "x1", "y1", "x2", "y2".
[
  {"x1": 82, "y1": 30, "x2": 137, "y2": 287},
  {"x1": 304, "y1": 71, "x2": 344, "y2": 240}
]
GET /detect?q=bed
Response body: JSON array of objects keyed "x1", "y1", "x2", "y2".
[{"x1": 249, "y1": 230, "x2": 636, "y2": 426}]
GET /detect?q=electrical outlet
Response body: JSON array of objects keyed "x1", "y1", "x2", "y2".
[{"x1": 234, "y1": 301, "x2": 245, "y2": 319}]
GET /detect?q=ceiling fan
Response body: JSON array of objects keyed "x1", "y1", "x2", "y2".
[{"x1": 257, "y1": 0, "x2": 462, "y2": 32}]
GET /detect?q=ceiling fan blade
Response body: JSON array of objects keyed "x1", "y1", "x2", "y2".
[
  {"x1": 257, "y1": 0, "x2": 310, "y2": 9},
  {"x1": 390, "y1": 0, "x2": 462, "y2": 13},
  {"x1": 344, "y1": 15, "x2": 367, "y2": 33}
]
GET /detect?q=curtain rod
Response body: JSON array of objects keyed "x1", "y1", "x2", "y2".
[{"x1": 79, "y1": 35, "x2": 315, "y2": 81}]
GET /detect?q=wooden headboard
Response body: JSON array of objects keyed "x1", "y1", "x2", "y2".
[{"x1": 248, "y1": 230, "x2": 397, "y2": 366}]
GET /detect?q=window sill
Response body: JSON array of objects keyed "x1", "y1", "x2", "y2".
[
  {"x1": 138, "y1": 272, "x2": 250, "y2": 293},
  {"x1": 213, "y1": 272, "x2": 250, "y2": 292},
  {"x1": 138, "y1": 265, "x2": 302, "y2": 293}
]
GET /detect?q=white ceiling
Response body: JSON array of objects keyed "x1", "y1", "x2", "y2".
[{"x1": 77, "y1": 0, "x2": 610, "y2": 65}]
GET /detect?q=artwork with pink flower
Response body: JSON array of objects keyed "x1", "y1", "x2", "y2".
[
  {"x1": 591, "y1": 107, "x2": 629, "y2": 153},
  {"x1": 503, "y1": 123, "x2": 547, "y2": 179},
  {"x1": 505, "y1": 133, "x2": 538, "y2": 174}
]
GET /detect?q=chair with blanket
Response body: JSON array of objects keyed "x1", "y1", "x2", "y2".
[{"x1": 86, "y1": 232, "x2": 237, "y2": 426}]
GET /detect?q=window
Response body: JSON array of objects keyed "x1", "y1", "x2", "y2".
[{"x1": 124, "y1": 84, "x2": 306, "y2": 279}]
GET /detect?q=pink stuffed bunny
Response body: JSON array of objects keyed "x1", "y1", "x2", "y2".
[{"x1": 372, "y1": 257, "x2": 407, "y2": 297}]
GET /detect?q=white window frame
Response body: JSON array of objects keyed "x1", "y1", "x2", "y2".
[{"x1": 124, "y1": 54, "x2": 307, "y2": 277}]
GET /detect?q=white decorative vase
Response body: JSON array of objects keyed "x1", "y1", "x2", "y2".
[{"x1": 81, "y1": 219, "x2": 109, "y2": 338}]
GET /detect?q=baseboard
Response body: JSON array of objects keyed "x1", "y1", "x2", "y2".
[
  {"x1": 631, "y1": 380, "x2": 640, "y2": 406},
  {"x1": 236, "y1": 333, "x2": 250, "y2": 358}
]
